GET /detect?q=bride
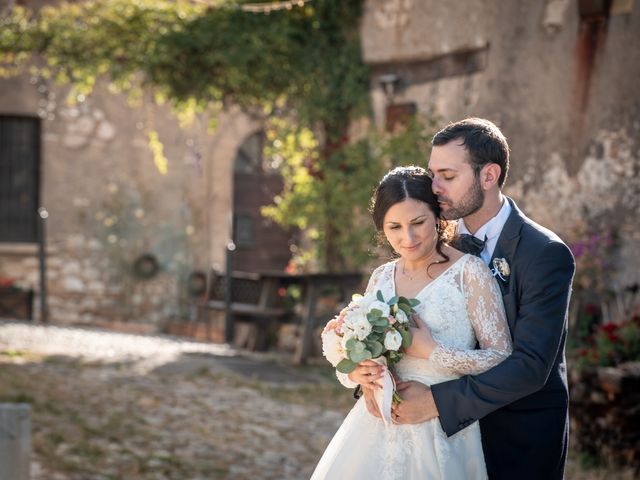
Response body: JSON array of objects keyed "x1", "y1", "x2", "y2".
[{"x1": 311, "y1": 166, "x2": 513, "y2": 480}]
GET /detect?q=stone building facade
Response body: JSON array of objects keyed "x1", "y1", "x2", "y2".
[
  {"x1": 1, "y1": 0, "x2": 638, "y2": 332},
  {"x1": 0, "y1": 55, "x2": 291, "y2": 330},
  {"x1": 361, "y1": 0, "x2": 640, "y2": 293}
]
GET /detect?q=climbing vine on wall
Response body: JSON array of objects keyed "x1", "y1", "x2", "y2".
[{"x1": 1, "y1": 0, "x2": 433, "y2": 270}]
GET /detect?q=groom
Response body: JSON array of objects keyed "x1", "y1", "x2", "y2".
[{"x1": 388, "y1": 118, "x2": 575, "y2": 479}]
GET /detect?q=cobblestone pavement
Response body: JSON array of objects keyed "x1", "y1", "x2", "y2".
[
  {"x1": 0, "y1": 321, "x2": 352, "y2": 480},
  {"x1": 1, "y1": 321, "x2": 634, "y2": 480}
]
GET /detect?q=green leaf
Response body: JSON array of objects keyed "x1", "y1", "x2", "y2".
[
  {"x1": 399, "y1": 326, "x2": 413, "y2": 349},
  {"x1": 398, "y1": 296, "x2": 410, "y2": 306},
  {"x1": 376, "y1": 290, "x2": 385, "y2": 302},
  {"x1": 398, "y1": 303, "x2": 412, "y2": 316},
  {"x1": 369, "y1": 316, "x2": 387, "y2": 326},
  {"x1": 345, "y1": 338, "x2": 357, "y2": 350},
  {"x1": 350, "y1": 348, "x2": 372, "y2": 363},
  {"x1": 388, "y1": 295, "x2": 399, "y2": 305},
  {"x1": 368, "y1": 309, "x2": 383, "y2": 319},
  {"x1": 409, "y1": 298, "x2": 420, "y2": 307},
  {"x1": 367, "y1": 340, "x2": 383, "y2": 357},
  {"x1": 336, "y1": 358, "x2": 357, "y2": 374}
]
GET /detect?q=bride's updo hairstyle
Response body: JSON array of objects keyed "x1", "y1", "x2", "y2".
[{"x1": 371, "y1": 165, "x2": 453, "y2": 275}]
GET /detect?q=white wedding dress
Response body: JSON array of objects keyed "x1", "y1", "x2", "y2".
[{"x1": 311, "y1": 254, "x2": 513, "y2": 480}]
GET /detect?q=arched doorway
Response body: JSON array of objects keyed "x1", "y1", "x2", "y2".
[{"x1": 232, "y1": 132, "x2": 292, "y2": 272}]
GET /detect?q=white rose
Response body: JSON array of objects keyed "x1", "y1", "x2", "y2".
[
  {"x1": 353, "y1": 316, "x2": 372, "y2": 340},
  {"x1": 394, "y1": 309, "x2": 409, "y2": 325},
  {"x1": 340, "y1": 330, "x2": 356, "y2": 349},
  {"x1": 342, "y1": 308, "x2": 362, "y2": 331},
  {"x1": 350, "y1": 293, "x2": 368, "y2": 309},
  {"x1": 321, "y1": 330, "x2": 346, "y2": 367},
  {"x1": 368, "y1": 300, "x2": 390, "y2": 318},
  {"x1": 384, "y1": 329, "x2": 402, "y2": 351}
]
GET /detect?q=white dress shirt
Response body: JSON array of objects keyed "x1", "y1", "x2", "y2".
[{"x1": 456, "y1": 199, "x2": 512, "y2": 265}]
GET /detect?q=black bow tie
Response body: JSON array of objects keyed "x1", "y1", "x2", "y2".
[{"x1": 453, "y1": 234, "x2": 486, "y2": 257}]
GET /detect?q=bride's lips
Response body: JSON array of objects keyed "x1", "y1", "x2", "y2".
[{"x1": 404, "y1": 244, "x2": 421, "y2": 251}]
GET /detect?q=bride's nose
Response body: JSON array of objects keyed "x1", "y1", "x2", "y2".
[{"x1": 403, "y1": 228, "x2": 416, "y2": 244}]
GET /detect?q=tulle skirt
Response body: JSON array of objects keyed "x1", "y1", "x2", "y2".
[{"x1": 310, "y1": 377, "x2": 487, "y2": 480}]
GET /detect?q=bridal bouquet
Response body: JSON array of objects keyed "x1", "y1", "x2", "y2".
[{"x1": 322, "y1": 290, "x2": 420, "y2": 424}]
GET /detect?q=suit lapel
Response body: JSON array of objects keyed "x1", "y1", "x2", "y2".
[{"x1": 491, "y1": 197, "x2": 524, "y2": 296}]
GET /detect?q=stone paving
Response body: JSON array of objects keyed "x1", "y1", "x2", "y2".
[
  {"x1": 1, "y1": 321, "x2": 634, "y2": 480},
  {"x1": 0, "y1": 321, "x2": 351, "y2": 480}
]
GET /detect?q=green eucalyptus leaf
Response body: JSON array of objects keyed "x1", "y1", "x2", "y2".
[
  {"x1": 399, "y1": 327, "x2": 413, "y2": 348},
  {"x1": 353, "y1": 340, "x2": 366, "y2": 352},
  {"x1": 376, "y1": 290, "x2": 385, "y2": 302},
  {"x1": 398, "y1": 303, "x2": 412, "y2": 316},
  {"x1": 367, "y1": 340, "x2": 383, "y2": 357},
  {"x1": 350, "y1": 349, "x2": 372, "y2": 363},
  {"x1": 336, "y1": 358, "x2": 357, "y2": 374}
]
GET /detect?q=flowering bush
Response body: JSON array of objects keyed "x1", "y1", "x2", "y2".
[
  {"x1": 574, "y1": 314, "x2": 640, "y2": 369},
  {"x1": 568, "y1": 224, "x2": 618, "y2": 296},
  {"x1": 0, "y1": 278, "x2": 20, "y2": 292},
  {"x1": 321, "y1": 290, "x2": 417, "y2": 374}
]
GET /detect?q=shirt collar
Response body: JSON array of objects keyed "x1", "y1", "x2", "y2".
[{"x1": 457, "y1": 199, "x2": 512, "y2": 242}]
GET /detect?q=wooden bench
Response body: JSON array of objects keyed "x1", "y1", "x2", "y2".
[
  {"x1": 190, "y1": 270, "x2": 289, "y2": 349},
  {"x1": 0, "y1": 289, "x2": 34, "y2": 321},
  {"x1": 188, "y1": 269, "x2": 363, "y2": 359}
]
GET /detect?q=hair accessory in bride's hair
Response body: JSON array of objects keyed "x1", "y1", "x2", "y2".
[{"x1": 491, "y1": 258, "x2": 510, "y2": 281}]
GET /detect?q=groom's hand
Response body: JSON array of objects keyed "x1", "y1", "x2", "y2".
[{"x1": 391, "y1": 381, "x2": 439, "y2": 424}]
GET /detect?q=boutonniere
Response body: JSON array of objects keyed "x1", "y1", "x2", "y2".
[{"x1": 491, "y1": 258, "x2": 510, "y2": 282}]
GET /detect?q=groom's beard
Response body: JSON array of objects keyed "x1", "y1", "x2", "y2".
[{"x1": 439, "y1": 177, "x2": 484, "y2": 220}]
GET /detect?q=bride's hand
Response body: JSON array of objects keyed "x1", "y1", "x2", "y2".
[
  {"x1": 347, "y1": 359, "x2": 385, "y2": 389},
  {"x1": 404, "y1": 314, "x2": 438, "y2": 359}
]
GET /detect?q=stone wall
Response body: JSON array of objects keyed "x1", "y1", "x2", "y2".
[
  {"x1": 0, "y1": 71, "x2": 262, "y2": 329},
  {"x1": 361, "y1": 0, "x2": 640, "y2": 288}
]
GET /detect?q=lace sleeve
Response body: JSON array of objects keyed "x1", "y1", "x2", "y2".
[
  {"x1": 430, "y1": 256, "x2": 513, "y2": 375},
  {"x1": 335, "y1": 263, "x2": 388, "y2": 388},
  {"x1": 363, "y1": 263, "x2": 387, "y2": 296}
]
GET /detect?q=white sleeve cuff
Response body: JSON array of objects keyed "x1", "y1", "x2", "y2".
[{"x1": 336, "y1": 371, "x2": 359, "y2": 389}]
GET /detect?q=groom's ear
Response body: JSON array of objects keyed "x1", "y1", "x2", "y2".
[{"x1": 480, "y1": 163, "x2": 501, "y2": 190}]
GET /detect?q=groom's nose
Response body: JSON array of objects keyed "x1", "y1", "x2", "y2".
[{"x1": 431, "y1": 178, "x2": 443, "y2": 195}]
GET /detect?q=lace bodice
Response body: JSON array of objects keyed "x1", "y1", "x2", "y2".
[{"x1": 338, "y1": 255, "x2": 512, "y2": 387}]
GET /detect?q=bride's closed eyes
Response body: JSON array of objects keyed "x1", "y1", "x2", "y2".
[{"x1": 389, "y1": 221, "x2": 425, "y2": 230}]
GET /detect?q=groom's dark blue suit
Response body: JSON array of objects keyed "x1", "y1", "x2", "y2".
[{"x1": 432, "y1": 198, "x2": 575, "y2": 480}]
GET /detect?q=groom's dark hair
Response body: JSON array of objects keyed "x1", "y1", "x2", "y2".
[{"x1": 432, "y1": 118, "x2": 510, "y2": 187}]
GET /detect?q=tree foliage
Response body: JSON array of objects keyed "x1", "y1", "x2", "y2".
[{"x1": 0, "y1": 0, "x2": 433, "y2": 271}]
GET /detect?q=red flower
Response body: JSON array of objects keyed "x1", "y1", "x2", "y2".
[
  {"x1": 278, "y1": 287, "x2": 287, "y2": 297},
  {"x1": 584, "y1": 304, "x2": 600, "y2": 316},
  {"x1": 601, "y1": 323, "x2": 619, "y2": 334}
]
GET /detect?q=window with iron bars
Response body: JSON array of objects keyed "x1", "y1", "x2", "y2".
[{"x1": 0, "y1": 116, "x2": 41, "y2": 243}]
